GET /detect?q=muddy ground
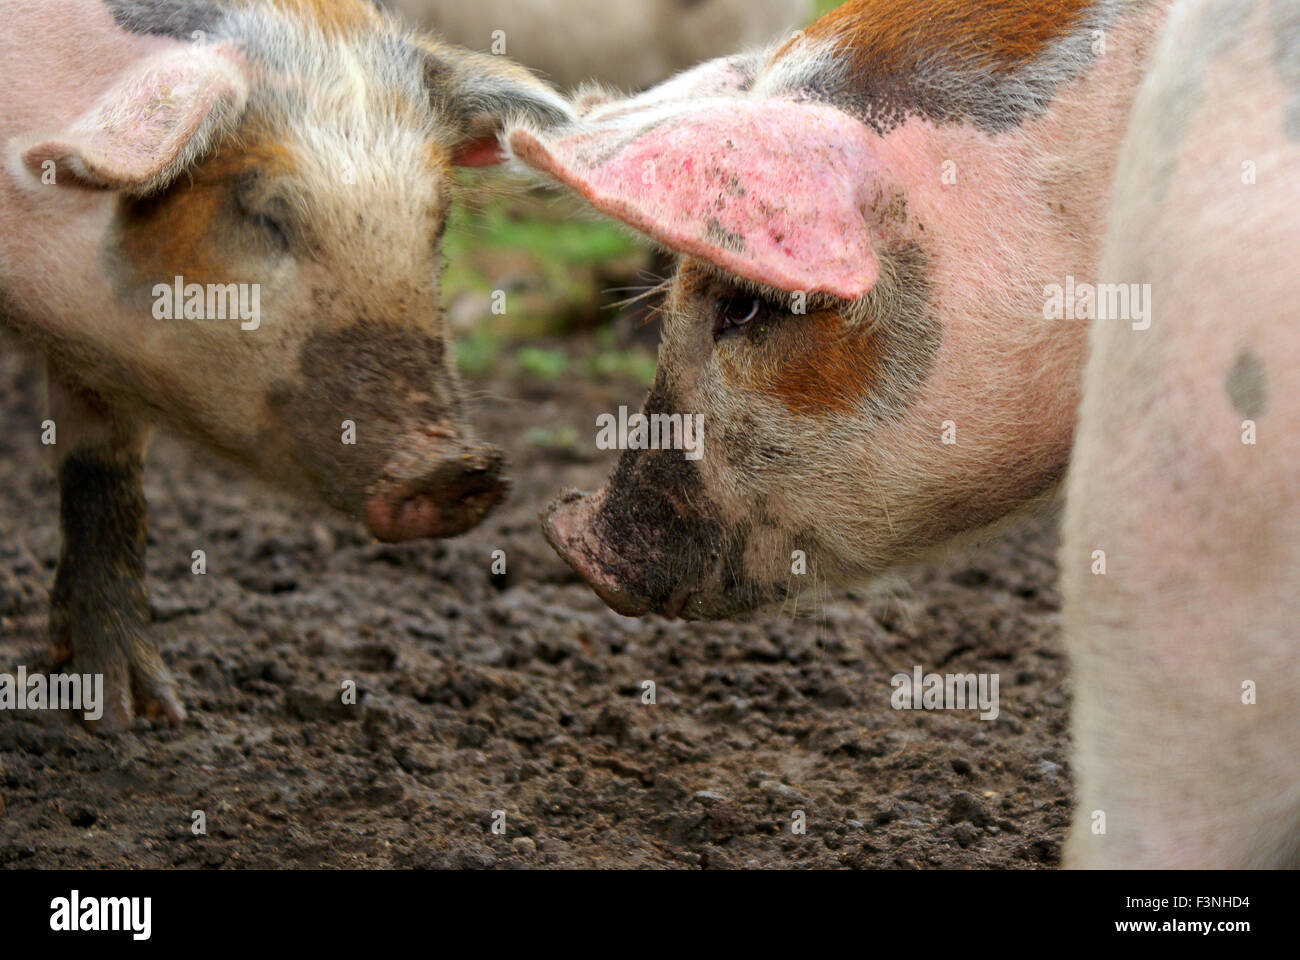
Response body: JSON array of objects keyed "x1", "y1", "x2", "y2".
[{"x1": 0, "y1": 332, "x2": 1071, "y2": 870}]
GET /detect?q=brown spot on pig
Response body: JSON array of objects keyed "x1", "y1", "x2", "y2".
[
  {"x1": 755, "y1": 309, "x2": 882, "y2": 415},
  {"x1": 109, "y1": 132, "x2": 298, "y2": 294},
  {"x1": 773, "y1": 0, "x2": 1110, "y2": 133},
  {"x1": 267, "y1": 0, "x2": 382, "y2": 34},
  {"x1": 800, "y1": 0, "x2": 1093, "y2": 73},
  {"x1": 742, "y1": 243, "x2": 940, "y2": 421}
]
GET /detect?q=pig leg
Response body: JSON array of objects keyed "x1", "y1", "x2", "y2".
[{"x1": 46, "y1": 370, "x2": 183, "y2": 732}]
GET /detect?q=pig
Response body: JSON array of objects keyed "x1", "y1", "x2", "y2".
[
  {"x1": 1062, "y1": 0, "x2": 1300, "y2": 868},
  {"x1": 508, "y1": 0, "x2": 1300, "y2": 867},
  {"x1": 379, "y1": 0, "x2": 811, "y2": 92},
  {"x1": 507, "y1": 0, "x2": 1172, "y2": 620},
  {"x1": 0, "y1": 0, "x2": 570, "y2": 730}
]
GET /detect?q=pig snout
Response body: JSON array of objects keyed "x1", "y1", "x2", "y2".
[
  {"x1": 364, "y1": 428, "x2": 507, "y2": 542},
  {"x1": 543, "y1": 487, "x2": 706, "y2": 619},
  {"x1": 544, "y1": 489, "x2": 661, "y2": 617}
]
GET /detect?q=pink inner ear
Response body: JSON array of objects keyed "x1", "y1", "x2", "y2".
[
  {"x1": 21, "y1": 46, "x2": 248, "y2": 192},
  {"x1": 451, "y1": 136, "x2": 506, "y2": 167},
  {"x1": 509, "y1": 99, "x2": 882, "y2": 300}
]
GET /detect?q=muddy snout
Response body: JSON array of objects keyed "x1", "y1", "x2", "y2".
[
  {"x1": 543, "y1": 488, "x2": 660, "y2": 617},
  {"x1": 364, "y1": 428, "x2": 508, "y2": 541}
]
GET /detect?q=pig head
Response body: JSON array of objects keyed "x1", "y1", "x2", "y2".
[{"x1": 509, "y1": 0, "x2": 1172, "y2": 618}]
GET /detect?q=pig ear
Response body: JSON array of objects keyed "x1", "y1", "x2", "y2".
[
  {"x1": 21, "y1": 45, "x2": 249, "y2": 196},
  {"x1": 575, "y1": 53, "x2": 763, "y2": 120},
  {"x1": 419, "y1": 45, "x2": 573, "y2": 167},
  {"x1": 507, "y1": 95, "x2": 882, "y2": 300}
]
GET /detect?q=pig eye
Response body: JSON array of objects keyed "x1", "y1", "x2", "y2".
[
  {"x1": 714, "y1": 295, "x2": 764, "y2": 338},
  {"x1": 247, "y1": 211, "x2": 289, "y2": 251},
  {"x1": 233, "y1": 177, "x2": 290, "y2": 252}
]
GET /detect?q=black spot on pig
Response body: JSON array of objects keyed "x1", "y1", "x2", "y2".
[
  {"x1": 1226, "y1": 348, "x2": 1268, "y2": 418},
  {"x1": 103, "y1": 0, "x2": 224, "y2": 39},
  {"x1": 589, "y1": 384, "x2": 731, "y2": 604},
  {"x1": 705, "y1": 219, "x2": 746, "y2": 254}
]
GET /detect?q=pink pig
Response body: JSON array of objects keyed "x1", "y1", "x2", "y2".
[
  {"x1": 507, "y1": 0, "x2": 1299, "y2": 866},
  {"x1": 1, "y1": 0, "x2": 570, "y2": 729}
]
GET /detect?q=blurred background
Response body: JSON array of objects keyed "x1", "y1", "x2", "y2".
[{"x1": 419, "y1": 0, "x2": 842, "y2": 459}]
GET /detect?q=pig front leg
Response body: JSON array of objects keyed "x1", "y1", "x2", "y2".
[{"x1": 46, "y1": 371, "x2": 184, "y2": 732}]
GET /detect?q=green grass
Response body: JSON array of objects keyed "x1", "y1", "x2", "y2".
[
  {"x1": 454, "y1": 327, "x2": 502, "y2": 379},
  {"x1": 514, "y1": 346, "x2": 569, "y2": 380},
  {"x1": 523, "y1": 424, "x2": 582, "y2": 453},
  {"x1": 455, "y1": 325, "x2": 656, "y2": 389},
  {"x1": 442, "y1": 197, "x2": 637, "y2": 270}
]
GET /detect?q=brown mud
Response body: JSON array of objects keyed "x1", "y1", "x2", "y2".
[{"x1": 0, "y1": 335, "x2": 1070, "y2": 869}]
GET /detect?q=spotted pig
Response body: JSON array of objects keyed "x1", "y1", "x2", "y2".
[{"x1": 0, "y1": 0, "x2": 570, "y2": 729}]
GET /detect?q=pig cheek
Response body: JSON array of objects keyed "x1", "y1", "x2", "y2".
[
  {"x1": 262, "y1": 377, "x2": 382, "y2": 513},
  {"x1": 701, "y1": 353, "x2": 794, "y2": 515},
  {"x1": 741, "y1": 523, "x2": 800, "y2": 599}
]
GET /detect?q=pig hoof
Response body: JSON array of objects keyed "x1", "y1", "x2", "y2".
[
  {"x1": 87, "y1": 677, "x2": 185, "y2": 734},
  {"x1": 67, "y1": 632, "x2": 185, "y2": 735}
]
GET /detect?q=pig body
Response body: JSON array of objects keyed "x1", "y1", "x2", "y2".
[
  {"x1": 1062, "y1": 0, "x2": 1300, "y2": 867},
  {"x1": 505, "y1": 0, "x2": 1300, "y2": 866},
  {"x1": 1, "y1": 0, "x2": 570, "y2": 729},
  {"x1": 381, "y1": 0, "x2": 810, "y2": 92}
]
